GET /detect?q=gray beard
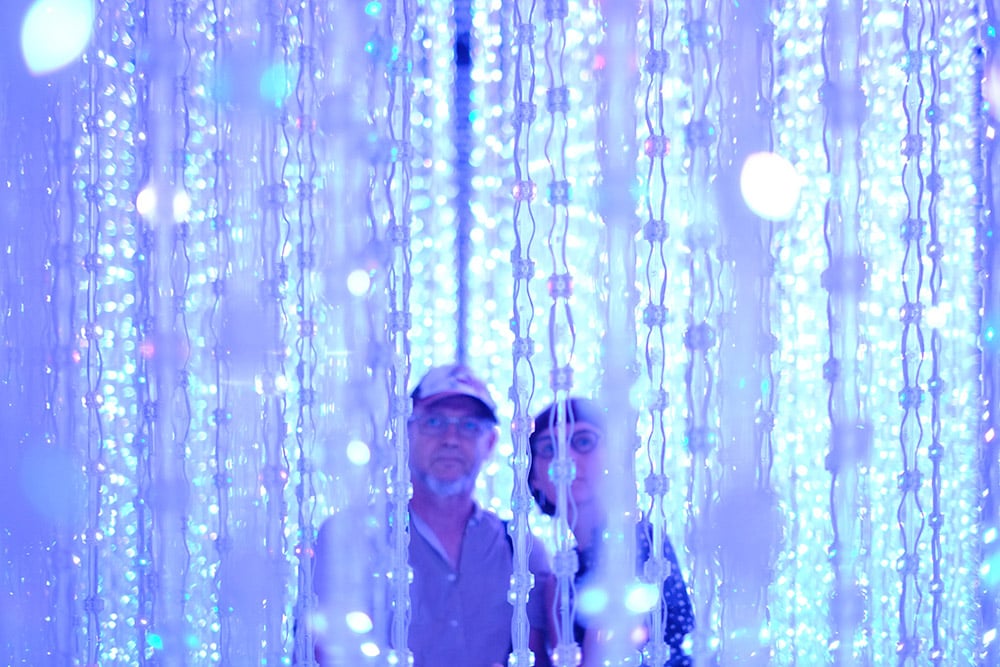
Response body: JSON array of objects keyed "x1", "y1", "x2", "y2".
[{"x1": 421, "y1": 471, "x2": 475, "y2": 497}]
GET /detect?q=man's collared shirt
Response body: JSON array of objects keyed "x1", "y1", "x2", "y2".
[{"x1": 408, "y1": 506, "x2": 550, "y2": 667}]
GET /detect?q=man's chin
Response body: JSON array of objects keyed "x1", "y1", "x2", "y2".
[{"x1": 425, "y1": 475, "x2": 473, "y2": 497}]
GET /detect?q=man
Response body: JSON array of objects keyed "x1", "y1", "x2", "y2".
[{"x1": 314, "y1": 364, "x2": 552, "y2": 666}]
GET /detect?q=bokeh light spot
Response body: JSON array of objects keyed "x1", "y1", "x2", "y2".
[
  {"x1": 739, "y1": 151, "x2": 802, "y2": 221},
  {"x1": 346, "y1": 610, "x2": 373, "y2": 634},
  {"x1": 576, "y1": 584, "x2": 608, "y2": 616},
  {"x1": 346, "y1": 440, "x2": 372, "y2": 466},
  {"x1": 21, "y1": 0, "x2": 95, "y2": 75},
  {"x1": 623, "y1": 582, "x2": 660, "y2": 614}
]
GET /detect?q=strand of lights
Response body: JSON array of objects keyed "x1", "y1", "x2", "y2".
[
  {"x1": 82, "y1": 3, "x2": 107, "y2": 660},
  {"x1": 259, "y1": 5, "x2": 292, "y2": 663},
  {"x1": 773, "y1": 2, "x2": 839, "y2": 661},
  {"x1": 149, "y1": 0, "x2": 188, "y2": 660},
  {"x1": 454, "y1": 0, "x2": 473, "y2": 361},
  {"x1": 467, "y1": 0, "x2": 521, "y2": 428},
  {"x1": 820, "y1": 0, "x2": 868, "y2": 664},
  {"x1": 208, "y1": 0, "x2": 234, "y2": 659},
  {"x1": 979, "y1": 3, "x2": 1000, "y2": 663},
  {"x1": 133, "y1": 0, "x2": 155, "y2": 660},
  {"x1": 406, "y1": 0, "x2": 459, "y2": 368},
  {"x1": 595, "y1": 0, "x2": 641, "y2": 664},
  {"x1": 714, "y1": 0, "x2": 780, "y2": 661},
  {"x1": 637, "y1": 0, "x2": 674, "y2": 663},
  {"x1": 897, "y1": 0, "x2": 930, "y2": 660},
  {"x1": 923, "y1": 1, "x2": 945, "y2": 661},
  {"x1": 681, "y1": 1, "x2": 721, "y2": 662},
  {"x1": 508, "y1": 0, "x2": 542, "y2": 662},
  {"x1": 290, "y1": 0, "x2": 321, "y2": 662},
  {"x1": 753, "y1": 8, "x2": 780, "y2": 660},
  {"x1": 52, "y1": 71, "x2": 80, "y2": 665},
  {"x1": 383, "y1": 0, "x2": 416, "y2": 660},
  {"x1": 539, "y1": 0, "x2": 582, "y2": 664},
  {"x1": 170, "y1": 0, "x2": 196, "y2": 658}
]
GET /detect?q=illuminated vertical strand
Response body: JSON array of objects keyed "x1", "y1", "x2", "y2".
[
  {"x1": 381, "y1": 0, "x2": 416, "y2": 661},
  {"x1": 636, "y1": 0, "x2": 675, "y2": 664},
  {"x1": 468, "y1": 0, "x2": 522, "y2": 405},
  {"x1": 922, "y1": 1, "x2": 945, "y2": 662},
  {"x1": 289, "y1": 0, "x2": 320, "y2": 662},
  {"x1": 713, "y1": 0, "x2": 779, "y2": 663},
  {"x1": 979, "y1": 3, "x2": 1000, "y2": 663},
  {"x1": 508, "y1": 0, "x2": 542, "y2": 663},
  {"x1": 132, "y1": 2, "x2": 156, "y2": 660},
  {"x1": 168, "y1": 4, "x2": 229, "y2": 657},
  {"x1": 932, "y1": 10, "x2": 983, "y2": 660},
  {"x1": 820, "y1": 0, "x2": 869, "y2": 665},
  {"x1": 304, "y1": 3, "x2": 390, "y2": 663},
  {"x1": 407, "y1": 0, "x2": 459, "y2": 365},
  {"x1": 539, "y1": 1, "x2": 581, "y2": 665},
  {"x1": 172, "y1": 0, "x2": 196, "y2": 657},
  {"x1": 52, "y1": 79, "x2": 81, "y2": 666},
  {"x1": 260, "y1": 5, "x2": 292, "y2": 663},
  {"x1": 681, "y1": 0, "x2": 721, "y2": 663},
  {"x1": 769, "y1": 3, "x2": 827, "y2": 661},
  {"x1": 147, "y1": 0, "x2": 189, "y2": 661},
  {"x1": 454, "y1": 0, "x2": 473, "y2": 361},
  {"x1": 750, "y1": 8, "x2": 781, "y2": 663},
  {"x1": 897, "y1": 0, "x2": 930, "y2": 662},
  {"x1": 595, "y1": 1, "x2": 640, "y2": 666},
  {"x1": 207, "y1": 0, "x2": 235, "y2": 659},
  {"x1": 80, "y1": 7, "x2": 108, "y2": 662},
  {"x1": 213, "y1": 1, "x2": 269, "y2": 659}
]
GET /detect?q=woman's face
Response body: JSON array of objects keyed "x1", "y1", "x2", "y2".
[{"x1": 530, "y1": 421, "x2": 606, "y2": 510}]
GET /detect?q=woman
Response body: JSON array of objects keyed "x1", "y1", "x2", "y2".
[{"x1": 528, "y1": 398, "x2": 694, "y2": 666}]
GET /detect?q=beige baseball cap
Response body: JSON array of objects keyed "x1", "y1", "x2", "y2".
[{"x1": 411, "y1": 364, "x2": 498, "y2": 422}]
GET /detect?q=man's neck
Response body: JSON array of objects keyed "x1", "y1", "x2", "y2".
[
  {"x1": 410, "y1": 484, "x2": 476, "y2": 566},
  {"x1": 410, "y1": 484, "x2": 476, "y2": 527}
]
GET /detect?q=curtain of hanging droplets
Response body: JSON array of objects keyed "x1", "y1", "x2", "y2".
[{"x1": 0, "y1": 0, "x2": 997, "y2": 665}]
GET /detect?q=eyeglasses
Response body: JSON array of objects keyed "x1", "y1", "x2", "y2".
[
  {"x1": 410, "y1": 413, "x2": 492, "y2": 438},
  {"x1": 531, "y1": 429, "x2": 601, "y2": 459}
]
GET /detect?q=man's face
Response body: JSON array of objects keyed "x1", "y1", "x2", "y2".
[{"x1": 408, "y1": 395, "x2": 497, "y2": 497}]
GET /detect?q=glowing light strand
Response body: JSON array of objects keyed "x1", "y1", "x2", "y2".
[
  {"x1": 638, "y1": 0, "x2": 674, "y2": 663},
  {"x1": 539, "y1": 0, "x2": 581, "y2": 664},
  {"x1": 715, "y1": 0, "x2": 782, "y2": 660},
  {"x1": 509, "y1": 0, "x2": 541, "y2": 663},
  {"x1": 382, "y1": 0, "x2": 416, "y2": 660},
  {"x1": 147, "y1": 0, "x2": 188, "y2": 660},
  {"x1": 52, "y1": 72, "x2": 80, "y2": 666},
  {"x1": 82, "y1": 7, "x2": 107, "y2": 662},
  {"x1": 208, "y1": 0, "x2": 234, "y2": 658},
  {"x1": 820, "y1": 0, "x2": 868, "y2": 663},
  {"x1": 681, "y1": 0, "x2": 721, "y2": 661},
  {"x1": 132, "y1": 2, "x2": 156, "y2": 659},
  {"x1": 923, "y1": 0, "x2": 945, "y2": 662},
  {"x1": 596, "y1": 0, "x2": 640, "y2": 663},
  {"x1": 977, "y1": 5, "x2": 1000, "y2": 664},
  {"x1": 898, "y1": 0, "x2": 929, "y2": 661},
  {"x1": 290, "y1": 0, "x2": 321, "y2": 662},
  {"x1": 169, "y1": 0, "x2": 195, "y2": 651},
  {"x1": 754, "y1": 2, "x2": 778, "y2": 585},
  {"x1": 259, "y1": 5, "x2": 292, "y2": 662}
]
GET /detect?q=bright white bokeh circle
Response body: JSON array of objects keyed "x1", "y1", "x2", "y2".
[
  {"x1": 21, "y1": 0, "x2": 95, "y2": 75},
  {"x1": 739, "y1": 151, "x2": 802, "y2": 221}
]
